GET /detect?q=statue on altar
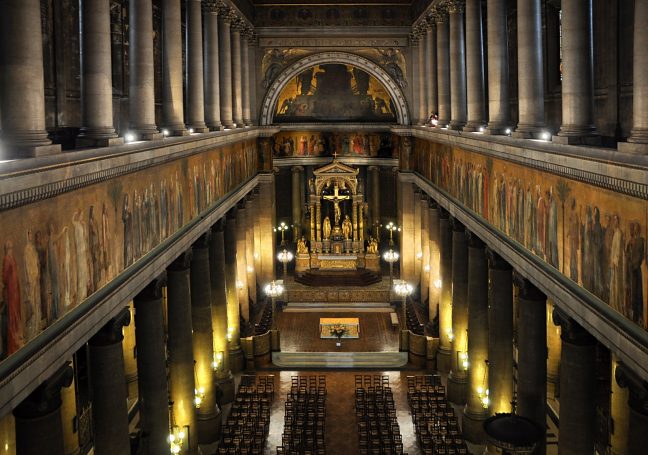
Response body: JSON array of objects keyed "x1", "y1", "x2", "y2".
[
  {"x1": 342, "y1": 215, "x2": 352, "y2": 239},
  {"x1": 297, "y1": 236, "x2": 309, "y2": 254},
  {"x1": 323, "y1": 216, "x2": 332, "y2": 240},
  {"x1": 367, "y1": 236, "x2": 378, "y2": 254}
]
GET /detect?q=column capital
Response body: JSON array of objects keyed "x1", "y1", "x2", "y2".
[
  {"x1": 291, "y1": 165, "x2": 305, "y2": 173},
  {"x1": 465, "y1": 230, "x2": 484, "y2": 248},
  {"x1": 227, "y1": 207, "x2": 238, "y2": 220},
  {"x1": 13, "y1": 364, "x2": 74, "y2": 418},
  {"x1": 237, "y1": 198, "x2": 247, "y2": 210},
  {"x1": 169, "y1": 249, "x2": 193, "y2": 271},
  {"x1": 213, "y1": 218, "x2": 227, "y2": 232},
  {"x1": 433, "y1": 6, "x2": 449, "y2": 24},
  {"x1": 90, "y1": 308, "x2": 131, "y2": 345},
  {"x1": 615, "y1": 363, "x2": 648, "y2": 416},
  {"x1": 439, "y1": 207, "x2": 450, "y2": 219},
  {"x1": 193, "y1": 231, "x2": 212, "y2": 249},
  {"x1": 429, "y1": 199, "x2": 438, "y2": 209},
  {"x1": 203, "y1": 1, "x2": 220, "y2": 14},
  {"x1": 136, "y1": 274, "x2": 167, "y2": 301},
  {"x1": 450, "y1": 216, "x2": 464, "y2": 232},
  {"x1": 425, "y1": 13, "x2": 438, "y2": 30},
  {"x1": 552, "y1": 309, "x2": 596, "y2": 345},
  {"x1": 513, "y1": 272, "x2": 546, "y2": 301},
  {"x1": 486, "y1": 248, "x2": 511, "y2": 270},
  {"x1": 447, "y1": 0, "x2": 466, "y2": 14}
]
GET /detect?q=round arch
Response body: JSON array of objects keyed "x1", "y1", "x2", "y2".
[{"x1": 259, "y1": 51, "x2": 411, "y2": 126}]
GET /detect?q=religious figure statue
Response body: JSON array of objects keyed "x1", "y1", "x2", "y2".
[
  {"x1": 342, "y1": 215, "x2": 353, "y2": 240},
  {"x1": 367, "y1": 236, "x2": 378, "y2": 254},
  {"x1": 334, "y1": 201, "x2": 342, "y2": 226},
  {"x1": 323, "y1": 216, "x2": 332, "y2": 240},
  {"x1": 297, "y1": 236, "x2": 309, "y2": 254}
]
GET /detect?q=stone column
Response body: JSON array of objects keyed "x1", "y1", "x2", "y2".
[
  {"x1": 485, "y1": 0, "x2": 511, "y2": 135},
  {"x1": 513, "y1": 0, "x2": 545, "y2": 138},
  {"x1": 134, "y1": 277, "x2": 172, "y2": 454},
  {"x1": 225, "y1": 209, "x2": 244, "y2": 372},
  {"x1": 241, "y1": 32, "x2": 252, "y2": 126},
  {"x1": 615, "y1": 363, "x2": 648, "y2": 455},
  {"x1": 553, "y1": 310, "x2": 597, "y2": 455},
  {"x1": 161, "y1": 0, "x2": 188, "y2": 136},
  {"x1": 310, "y1": 202, "x2": 316, "y2": 242},
  {"x1": 359, "y1": 203, "x2": 365, "y2": 241},
  {"x1": 186, "y1": 0, "x2": 208, "y2": 132},
  {"x1": 369, "y1": 166, "x2": 381, "y2": 238},
  {"x1": 448, "y1": 218, "x2": 468, "y2": 404},
  {"x1": 515, "y1": 273, "x2": 547, "y2": 454},
  {"x1": 204, "y1": 5, "x2": 223, "y2": 131},
  {"x1": 620, "y1": 0, "x2": 648, "y2": 154},
  {"x1": 420, "y1": 196, "x2": 430, "y2": 306},
  {"x1": 231, "y1": 22, "x2": 244, "y2": 127},
  {"x1": 463, "y1": 233, "x2": 488, "y2": 443},
  {"x1": 190, "y1": 234, "x2": 221, "y2": 443},
  {"x1": 437, "y1": 209, "x2": 453, "y2": 372},
  {"x1": 555, "y1": 0, "x2": 599, "y2": 144},
  {"x1": 486, "y1": 249, "x2": 513, "y2": 415},
  {"x1": 464, "y1": 0, "x2": 486, "y2": 132},
  {"x1": 448, "y1": 1, "x2": 467, "y2": 131},
  {"x1": 610, "y1": 355, "x2": 630, "y2": 455},
  {"x1": 257, "y1": 176, "x2": 276, "y2": 284},
  {"x1": 122, "y1": 302, "x2": 138, "y2": 402},
  {"x1": 246, "y1": 194, "x2": 257, "y2": 306},
  {"x1": 129, "y1": 0, "x2": 163, "y2": 140},
  {"x1": 60, "y1": 361, "x2": 79, "y2": 455},
  {"x1": 0, "y1": 0, "x2": 61, "y2": 157},
  {"x1": 428, "y1": 201, "x2": 441, "y2": 322},
  {"x1": 13, "y1": 365, "x2": 73, "y2": 455},
  {"x1": 88, "y1": 309, "x2": 132, "y2": 455},
  {"x1": 417, "y1": 29, "x2": 428, "y2": 125},
  {"x1": 425, "y1": 21, "x2": 438, "y2": 116},
  {"x1": 218, "y1": 9, "x2": 235, "y2": 129},
  {"x1": 77, "y1": 0, "x2": 122, "y2": 147},
  {"x1": 399, "y1": 181, "x2": 416, "y2": 283},
  {"x1": 292, "y1": 166, "x2": 304, "y2": 239},
  {"x1": 352, "y1": 201, "x2": 359, "y2": 243},
  {"x1": 435, "y1": 8, "x2": 451, "y2": 128},
  {"x1": 208, "y1": 222, "x2": 235, "y2": 404},
  {"x1": 167, "y1": 251, "x2": 199, "y2": 454},
  {"x1": 236, "y1": 201, "x2": 250, "y2": 322},
  {"x1": 546, "y1": 300, "x2": 561, "y2": 398},
  {"x1": 413, "y1": 190, "x2": 422, "y2": 283}
]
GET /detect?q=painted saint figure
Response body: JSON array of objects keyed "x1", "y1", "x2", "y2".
[{"x1": 2, "y1": 241, "x2": 23, "y2": 355}]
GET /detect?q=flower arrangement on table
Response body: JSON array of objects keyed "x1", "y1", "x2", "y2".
[{"x1": 329, "y1": 324, "x2": 349, "y2": 341}]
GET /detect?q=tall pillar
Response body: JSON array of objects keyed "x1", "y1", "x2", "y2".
[
  {"x1": 292, "y1": 166, "x2": 304, "y2": 239},
  {"x1": 316, "y1": 202, "x2": 322, "y2": 243},
  {"x1": 167, "y1": 251, "x2": 199, "y2": 454},
  {"x1": 555, "y1": 0, "x2": 599, "y2": 144},
  {"x1": 190, "y1": 234, "x2": 221, "y2": 443},
  {"x1": 428, "y1": 201, "x2": 441, "y2": 322},
  {"x1": 204, "y1": 5, "x2": 223, "y2": 131},
  {"x1": 486, "y1": 249, "x2": 513, "y2": 415},
  {"x1": 464, "y1": 0, "x2": 486, "y2": 132},
  {"x1": 420, "y1": 196, "x2": 430, "y2": 305},
  {"x1": 448, "y1": 1, "x2": 467, "y2": 131},
  {"x1": 246, "y1": 194, "x2": 257, "y2": 306},
  {"x1": 77, "y1": 0, "x2": 123, "y2": 147},
  {"x1": 88, "y1": 309, "x2": 132, "y2": 455},
  {"x1": 218, "y1": 9, "x2": 235, "y2": 129},
  {"x1": 0, "y1": 0, "x2": 61, "y2": 157},
  {"x1": 513, "y1": 0, "x2": 545, "y2": 138},
  {"x1": 236, "y1": 201, "x2": 250, "y2": 322},
  {"x1": 615, "y1": 363, "x2": 648, "y2": 455},
  {"x1": 546, "y1": 300, "x2": 562, "y2": 398},
  {"x1": 13, "y1": 365, "x2": 73, "y2": 455},
  {"x1": 425, "y1": 21, "x2": 438, "y2": 117},
  {"x1": 369, "y1": 166, "x2": 381, "y2": 238},
  {"x1": 485, "y1": 0, "x2": 511, "y2": 135},
  {"x1": 359, "y1": 202, "x2": 365, "y2": 241},
  {"x1": 60, "y1": 361, "x2": 79, "y2": 455},
  {"x1": 463, "y1": 233, "x2": 488, "y2": 443},
  {"x1": 225, "y1": 209, "x2": 244, "y2": 372},
  {"x1": 417, "y1": 29, "x2": 428, "y2": 125},
  {"x1": 134, "y1": 277, "x2": 172, "y2": 454},
  {"x1": 553, "y1": 310, "x2": 597, "y2": 455},
  {"x1": 257, "y1": 177, "x2": 276, "y2": 285},
  {"x1": 413, "y1": 190, "x2": 422, "y2": 285},
  {"x1": 352, "y1": 201, "x2": 359, "y2": 242},
  {"x1": 122, "y1": 301, "x2": 138, "y2": 403},
  {"x1": 610, "y1": 355, "x2": 630, "y2": 455},
  {"x1": 436, "y1": 209, "x2": 453, "y2": 372},
  {"x1": 399, "y1": 181, "x2": 416, "y2": 283},
  {"x1": 186, "y1": 0, "x2": 208, "y2": 132},
  {"x1": 620, "y1": 0, "x2": 648, "y2": 154},
  {"x1": 515, "y1": 273, "x2": 547, "y2": 454},
  {"x1": 241, "y1": 31, "x2": 253, "y2": 126},
  {"x1": 435, "y1": 8, "x2": 451, "y2": 128},
  {"x1": 129, "y1": 0, "x2": 163, "y2": 140},
  {"x1": 208, "y1": 222, "x2": 235, "y2": 404},
  {"x1": 231, "y1": 22, "x2": 244, "y2": 127},
  {"x1": 161, "y1": 0, "x2": 188, "y2": 136},
  {"x1": 447, "y1": 218, "x2": 468, "y2": 405}
]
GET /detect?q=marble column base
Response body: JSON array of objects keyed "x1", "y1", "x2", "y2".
[
  {"x1": 229, "y1": 346, "x2": 245, "y2": 373},
  {"x1": 244, "y1": 119, "x2": 253, "y2": 126},
  {"x1": 166, "y1": 129, "x2": 190, "y2": 137},
  {"x1": 436, "y1": 120, "x2": 450, "y2": 129},
  {"x1": 553, "y1": 133, "x2": 601, "y2": 146},
  {"x1": 436, "y1": 347, "x2": 452, "y2": 373},
  {"x1": 209, "y1": 124, "x2": 225, "y2": 132},
  {"x1": 76, "y1": 136, "x2": 124, "y2": 148},
  {"x1": 197, "y1": 406, "x2": 222, "y2": 444},
  {"x1": 217, "y1": 373, "x2": 236, "y2": 405},
  {"x1": 223, "y1": 122, "x2": 236, "y2": 130},
  {"x1": 449, "y1": 121, "x2": 466, "y2": 131},
  {"x1": 2, "y1": 143, "x2": 61, "y2": 159},
  {"x1": 618, "y1": 141, "x2": 648, "y2": 155},
  {"x1": 462, "y1": 407, "x2": 488, "y2": 443},
  {"x1": 189, "y1": 126, "x2": 210, "y2": 133},
  {"x1": 447, "y1": 373, "x2": 467, "y2": 405},
  {"x1": 131, "y1": 127, "x2": 164, "y2": 141},
  {"x1": 484, "y1": 125, "x2": 511, "y2": 135},
  {"x1": 512, "y1": 124, "x2": 545, "y2": 139},
  {"x1": 463, "y1": 122, "x2": 485, "y2": 132}
]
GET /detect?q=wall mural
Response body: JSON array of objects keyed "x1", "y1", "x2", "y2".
[
  {"x1": 413, "y1": 138, "x2": 648, "y2": 332},
  {"x1": 0, "y1": 140, "x2": 258, "y2": 361},
  {"x1": 272, "y1": 131, "x2": 399, "y2": 158},
  {"x1": 274, "y1": 63, "x2": 397, "y2": 123}
]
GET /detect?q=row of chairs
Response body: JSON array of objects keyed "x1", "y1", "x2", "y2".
[
  {"x1": 355, "y1": 383, "x2": 405, "y2": 455},
  {"x1": 218, "y1": 376, "x2": 275, "y2": 455},
  {"x1": 276, "y1": 375, "x2": 327, "y2": 455},
  {"x1": 405, "y1": 375, "x2": 469, "y2": 455},
  {"x1": 354, "y1": 374, "x2": 390, "y2": 389}
]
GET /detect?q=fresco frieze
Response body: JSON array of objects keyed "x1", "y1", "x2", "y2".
[
  {"x1": 413, "y1": 138, "x2": 648, "y2": 332},
  {"x1": 272, "y1": 131, "x2": 398, "y2": 159}
]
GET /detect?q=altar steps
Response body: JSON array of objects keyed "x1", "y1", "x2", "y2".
[
  {"x1": 284, "y1": 302, "x2": 393, "y2": 312},
  {"x1": 272, "y1": 351, "x2": 408, "y2": 368},
  {"x1": 295, "y1": 269, "x2": 382, "y2": 287}
]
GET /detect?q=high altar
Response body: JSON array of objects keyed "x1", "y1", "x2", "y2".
[{"x1": 295, "y1": 157, "x2": 380, "y2": 273}]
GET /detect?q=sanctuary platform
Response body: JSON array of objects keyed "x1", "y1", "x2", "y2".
[
  {"x1": 285, "y1": 277, "x2": 390, "y2": 304},
  {"x1": 294, "y1": 269, "x2": 382, "y2": 287}
]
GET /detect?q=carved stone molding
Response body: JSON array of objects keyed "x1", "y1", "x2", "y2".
[
  {"x1": 89, "y1": 307, "x2": 131, "y2": 345},
  {"x1": 552, "y1": 308, "x2": 596, "y2": 345},
  {"x1": 168, "y1": 249, "x2": 193, "y2": 271},
  {"x1": 513, "y1": 271, "x2": 546, "y2": 301},
  {"x1": 135, "y1": 274, "x2": 167, "y2": 301},
  {"x1": 486, "y1": 247, "x2": 512, "y2": 271},
  {"x1": 13, "y1": 364, "x2": 74, "y2": 418}
]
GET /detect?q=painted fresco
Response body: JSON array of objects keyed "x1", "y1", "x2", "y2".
[
  {"x1": 413, "y1": 138, "x2": 648, "y2": 332},
  {"x1": 0, "y1": 140, "x2": 258, "y2": 361},
  {"x1": 274, "y1": 63, "x2": 397, "y2": 123},
  {"x1": 271, "y1": 131, "x2": 398, "y2": 158}
]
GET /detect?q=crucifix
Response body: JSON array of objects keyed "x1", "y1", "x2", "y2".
[{"x1": 322, "y1": 181, "x2": 350, "y2": 226}]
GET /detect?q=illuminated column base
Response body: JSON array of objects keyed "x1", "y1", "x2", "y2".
[
  {"x1": 436, "y1": 209, "x2": 453, "y2": 373},
  {"x1": 225, "y1": 210, "x2": 244, "y2": 373}
]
